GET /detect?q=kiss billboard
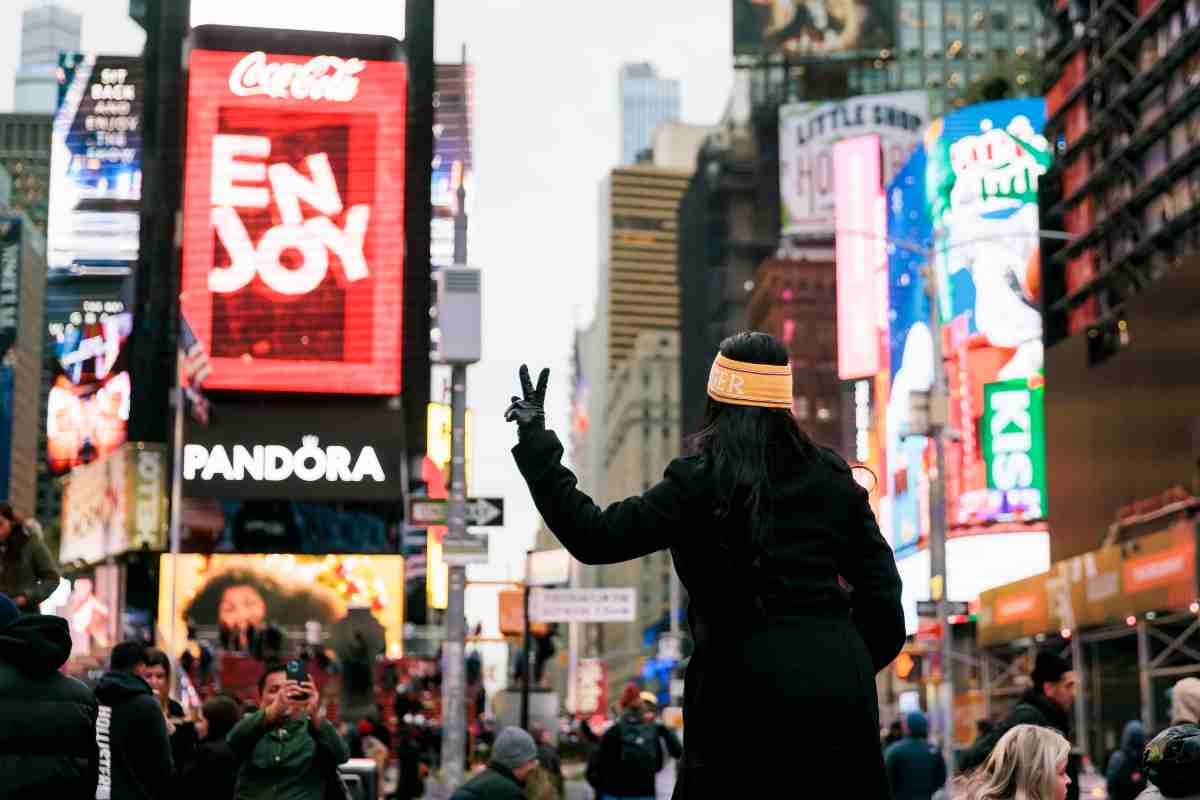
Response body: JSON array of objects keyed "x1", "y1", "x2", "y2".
[{"x1": 181, "y1": 48, "x2": 407, "y2": 395}]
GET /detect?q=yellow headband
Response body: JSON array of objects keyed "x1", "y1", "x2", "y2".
[{"x1": 707, "y1": 353, "x2": 793, "y2": 409}]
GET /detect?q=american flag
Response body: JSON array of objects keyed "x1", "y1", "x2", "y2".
[{"x1": 179, "y1": 317, "x2": 211, "y2": 424}]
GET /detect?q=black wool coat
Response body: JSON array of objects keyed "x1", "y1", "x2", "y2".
[{"x1": 512, "y1": 429, "x2": 906, "y2": 799}]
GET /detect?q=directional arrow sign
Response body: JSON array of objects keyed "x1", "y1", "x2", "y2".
[{"x1": 408, "y1": 497, "x2": 504, "y2": 527}]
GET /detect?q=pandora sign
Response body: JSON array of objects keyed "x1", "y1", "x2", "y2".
[
  {"x1": 180, "y1": 47, "x2": 406, "y2": 395},
  {"x1": 183, "y1": 401, "x2": 402, "y2": 501}
]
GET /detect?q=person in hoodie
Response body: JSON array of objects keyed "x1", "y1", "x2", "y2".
[
  {"x1": 960, "y1": 650, "x2": 1080, "y2": 800},
  {"x1": 1107, "y1": 721, "x2": 1148, "y2": 800},
  {"x1": 227, "y1": 662, "x2": 349, "y2": 800},
  {"x1": 886, "y1": 710, "x2": 948, "y2": 800},
  {"x1": 177, "y1": 694, "x2": 240, "y2": 800},
  {"x1": 94, "y1": 640, "x2": 174, "y2": 800},
  {"x1": 0, "y1": 593, "x2": 98, "y2": 798}
]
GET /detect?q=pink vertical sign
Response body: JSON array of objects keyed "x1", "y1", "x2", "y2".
[{"x1": 834, "y1": 135, "x2": 883, "y2": 380}]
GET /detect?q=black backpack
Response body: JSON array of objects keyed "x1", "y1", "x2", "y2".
[{"x1": 614, "y1": 720, "x2": 663, "y2": 777}]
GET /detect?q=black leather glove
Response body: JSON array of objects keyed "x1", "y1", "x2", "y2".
[{"x1": 505, "y1": 364, "x2": 549, "y2": 437}]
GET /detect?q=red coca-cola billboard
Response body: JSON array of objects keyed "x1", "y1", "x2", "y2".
[{"x1": 181, "y1": 47, "x2": 406, "y2": 395}]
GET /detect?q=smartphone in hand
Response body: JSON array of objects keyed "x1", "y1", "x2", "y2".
[{"x1": 285, "y1": 660, "x2": 311, "y2": 701}]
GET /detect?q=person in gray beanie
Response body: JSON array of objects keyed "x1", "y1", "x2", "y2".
[{"x1": 450, "y1": 726, "x2": 540, "y2": 800}]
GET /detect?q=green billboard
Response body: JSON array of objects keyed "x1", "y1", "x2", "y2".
[{"x1": 981, "y1": 378, "x2": 1047, "y2": 521}]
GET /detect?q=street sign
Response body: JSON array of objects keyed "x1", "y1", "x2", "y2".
[
  {"x1": 916, "y1": 600, "x2": 970, "y2": 618},
  {"x1": 530, "y1": 588, "x2": 636, "y2": 623},
  {"x1": 657, "y1": 634, "x2": 683, "y2": 662},
  {"x1": 443, "y1": 532, "x2": 489, "y2": 566},
  {"x1": 408, "y1": 497, "x2": 504, "y2": 527}
]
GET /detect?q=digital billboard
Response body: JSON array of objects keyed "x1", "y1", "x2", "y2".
[
  {"x1": 59, "y1": 441, "x2": 167, "y2": 565},
  {"x1": 178, "y1": 497, "x2": 395, "y2": 554},
  {"x1": 885, "y1": 99, "x2": 1051, "y2": 551},
  {"x1": 180, "y1": 48, "x2": 407, "y2": 395},
  {"x1": 781, "y1": 92, "x2": 928, "y2": 238},
  {"x1": 182, "y1": 399, "x2": 404, "y2": 501},
  {"x1": 833, "y1": 135, "x2": 885, "y2": 381},
  {"x1": 734, "y1": 0, "x2": 896, "y2": 58},
  {"x1": 47, "y1": 54, "x2": 143, "y2": 273},
  {"x1": 45, "y1": 273, "x2": 134, "y2": 475},
  {"x1": 158, "y1": 553, "x2": 405, "y2": 658}
]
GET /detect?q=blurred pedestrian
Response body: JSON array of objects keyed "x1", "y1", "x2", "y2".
[
  {"x1": 1168, "y1": 678, "x2": 1200, "y2": 726},
  {"x1": 1106, "y1": 721, "x2": 1147, "y2": 800},
  {"x1": 506, "y1": 331, "x2": 905, "y2": 798},
  {"x1": 884, "y1": 719, "x2": 906, "y2": 749},
  {"x1": 586, "y1": 684, "x2": 666, "y2": 800},
  {"x1": 960, "y1": 651, "x2": 1080, "y2": 800},
  {"x1": 0, "y1": 505, "x2": 61, "y2": 613},
  {"x1": 0, "y1": 594, "x2": 98, "y2": 797},
  {"x1": 140, "y1": 646, "x2": 196, "y2": 767},
  {"x1": 885, "y1": 710, "x2": 948, "y2": 800},
  {"x1": 94, "y1": 641, "x2": 174, "y2": 800},
  {"x1": 955, "y1": 724, "x2": 1071, "y2": 800},
  {"x1": 177, "y1": 694, "x2": 240, "y2": 800},
  {"x1": 1139, "y1": 723, "x2": 1200, "y2": 800},
  {"x1": 530, "y1": 724, "x2": 564, "y2": 800},
  {"x1": 450, "y1": 726, "x2": 539, "y2": 800},
  {"x1": 227, "y1": 662, "x2": 349, "y2": 800},
  {"x1": 639, "y1": 692, "x2": 682, "y2": 771}
]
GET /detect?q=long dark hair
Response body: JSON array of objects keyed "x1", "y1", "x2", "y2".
[
  {"x1": 0, "y1": 504, "x2": 28, "y2": 563},
  {"x1": 689, "y1": 332, "x2": 817, "y2": 549}
]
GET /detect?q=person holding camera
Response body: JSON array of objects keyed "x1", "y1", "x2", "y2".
[{"x1": 228, "y1": 661, "x2": 349, "y2": 800}]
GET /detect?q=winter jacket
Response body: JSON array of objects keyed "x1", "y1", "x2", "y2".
[
  {"x1": 1108, "y1": 721, "x2": 1148, "y2": 800},
  {"x1": 885, "y1": 712, "x2": 947, "y2": 800},
  {"x1": 0, "y1": 526, "x2": 61, "y2": 608},
  {"x1": 1139, "y1": 724, "x2": 1200, "y2": 800},
  {"x1": 449, "y1": 763, "x2": 526, "y2": 800},
  {"x1": 0, "y1": 614, "x2": 98, "y2": 798},
  {"x1": 227, "y1": 710, "x2": 349, "y2": 800},
  {"x1": 176, "y1": 738, "x2": 239, "y2": 800},
  {"x1": 959, "y1": 687, "x2": 1080, "y2": 800},
  {"x1": 513, "y1": 430, "x2": 905, "y2": 799},
  {"x1": 93, "y1": 669, "x2": 174, "y2": 800}
]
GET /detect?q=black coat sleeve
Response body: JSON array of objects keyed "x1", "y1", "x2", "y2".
[
  {"x1": 512, "y1": 429, "x2": 692, "y2": 565},
  {"x1": 826, "y1": 451, "x2": 905, "y2": 672},
  {"x1": 657, "y1": 724, "x2": 683, "y2": 759}
]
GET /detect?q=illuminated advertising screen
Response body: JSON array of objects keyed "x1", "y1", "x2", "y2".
[
  {"x1": 47, "y1": 54, "x2": 143, "y2": 273},
  {"x1": 180, "y1": 48, "x2": 407, "y2": 395},
  {"x1": 781, "y1": 92, "x2": 928, "y2": 238},
  {"x1": 886, "y1": 99, "x2": 1051, "y2": 552},
  {"x1": 833, "y1": 135, "x2": 885, "y2": 381},
  {"x1": 59, "y1": 442, "x2": 168, "y2": 565},
  {"x1": 734, "y1": 0, "x2": 896, "y2": 58},
  {"x1": 431, "y1": 64, "x2": 473, "y2": 268},
  {"x1": 179, "y1": 497, "x2": 395, "y2": 554},
  {"x1": 182, "y1": 399, "x2": 404, "y2": 501},
  {"x1": 45, "y1": 273, "x2": 134, "y2": 475},
  {"x1": 158, "y1": 553, "x2": 406, "y2": 658}
]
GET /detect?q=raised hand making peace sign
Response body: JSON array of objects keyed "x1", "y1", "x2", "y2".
[{"x1": 504, "y1": 364, "x2": 550, "y2": 438}]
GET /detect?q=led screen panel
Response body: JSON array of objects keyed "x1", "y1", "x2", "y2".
[{"x1": 181, "y1": 48, "x2": 407, "y2": 394}]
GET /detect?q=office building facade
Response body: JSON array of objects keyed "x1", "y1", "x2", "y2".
[{"x1": 619, "y1": 63, "x2": 681, "y2": 166}]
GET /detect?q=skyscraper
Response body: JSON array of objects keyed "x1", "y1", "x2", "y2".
[
  {"x1": 618, "y1": 62, "x2": 680, "y2": 166},
  {"x1": 14, "y1": 3, "x2": 82, "y2": 113}
]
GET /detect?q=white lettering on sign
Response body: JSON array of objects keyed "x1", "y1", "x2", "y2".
[
  {"x1": 228, "y1": 51, "x2": 365, "y2": 103},
  {"x1": 209, "y1": 134, "x2": 371, "y2": 296},
  {"x1": 183, "y1": 436, "x2": 385, "y2": 483},
  {"x1": 988, "y1": 389, "x2": 1034, "y2": 491},
  {"x1": 854, "y1": 379, "x2": 871, "y2": 463}
]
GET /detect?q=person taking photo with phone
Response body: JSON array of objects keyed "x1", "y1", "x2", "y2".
[{"x1": 228, "y1": 660, "x2": 349, "y2": 800}]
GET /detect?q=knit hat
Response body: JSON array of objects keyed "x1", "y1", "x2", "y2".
[
  {"x1": 619, "y1": 682, "x2": 642, "y2": 710},
  {"x1": 491, "y1": 727, "x2": 538, "y2": 771},
  {"x1": 1031, "y1": 650, "x2": 1071, "y2": 689},
  {"x1": 0, "y1": 594, "x2": 19, "y2": 628},
  {"x1": 1172, "y1": 678, "x2": 1200, "y2": 725}
]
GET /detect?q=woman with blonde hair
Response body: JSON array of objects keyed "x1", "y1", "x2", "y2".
[{"x1": 958, "y1": 724, "x2": 1072, "y2": 800}]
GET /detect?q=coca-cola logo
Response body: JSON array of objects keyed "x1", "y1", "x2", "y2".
[{"x1": 228, "y1": 51, "x2": 365, "y2": 103}]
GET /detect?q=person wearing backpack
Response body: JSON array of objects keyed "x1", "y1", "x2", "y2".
[{"x1": 588, "y1": 685, "x2": 668, "y2": 800}]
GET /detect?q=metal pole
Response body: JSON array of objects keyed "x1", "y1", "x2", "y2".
[
  {"x1": 1138, "y1": 622, "x2": 1155, "y2": 732},
  {"x1": 521, "y1": 550, "x2": 533, "y2": 730},
  {"x1": 439, "y1": 363, "x2": 468, "y2": 788},
  {"x1": 1071, "y1": 634, "x2": 1089, "y2": 764},
  {"x1": 167, "y1": 351, "x2": 184, "y2": 671}
]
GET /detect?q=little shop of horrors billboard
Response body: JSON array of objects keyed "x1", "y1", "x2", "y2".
[{"x1": 180, "y1": 30, "x2": 406, "y2": 396}]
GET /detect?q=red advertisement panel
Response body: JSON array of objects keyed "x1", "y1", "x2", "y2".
[
  {"x1": 181, "y1": 49, "x2": 406, "y2": 394},
  {"x1": 834, "y1": 135, "x2": 883, "y2": 380}
]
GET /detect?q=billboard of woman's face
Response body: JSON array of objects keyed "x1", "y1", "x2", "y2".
[{"x1": 158, "y1": 554, "x2": 405, "y2": 658}]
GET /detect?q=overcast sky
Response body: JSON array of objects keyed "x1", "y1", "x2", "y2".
[{"x1": 0, "y1": 0, "x2": 733, "y2": 581}]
